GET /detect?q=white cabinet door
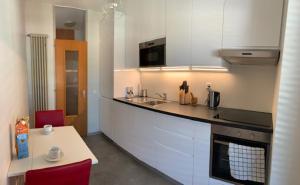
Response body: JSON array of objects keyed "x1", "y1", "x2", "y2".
[
  {"x1": 223, "y1": 0, "x2": 284, "y2": 48},
  {"x1": 114, "y1": 11, "x2": 126, "y2": 70},
  {"x1": 130, "y1": 107, "x2": 157, "y2": 167},
  {"x1": 124, "y1": 0, "x2": 142, "y2": 68},
  {"x1": 153, "y1": 114, "x2": 194, "y2": 185},
  {"x1": 100, "y1": 97, "x2": 113, "y2": 139},
  {"x1": 100, "y1": 12, "x2": 114, "y2": 98},
  {"x1": 124, "y1": 0, "x2": 165, "y2": 68},
  {"x1": 139, "y1": 0, "x2": 166, "y2": 42},
  {"x1": 112, "y1": 101, "x2": 134, "y2": 150},
  {"x1": 191, "y1": 0, "x2": 226, "y2": 67},
  {"x1": 166, "y1": 0, "x2": 193, "y2": 66},
  {"x1": 193, "y1": 122, "x2": 211, "y2": 185}
]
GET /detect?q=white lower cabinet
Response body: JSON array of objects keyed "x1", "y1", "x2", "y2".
[
  {"x1": 153, "y1": 114, "x2": 195, "y2": 185},
  {"x1": 100, "y1": 97, "x2": 114, "y2": 139},
  {"x1": 112, "y1": 102, "x2": 134, "y2": 151},
  {"x1": 112, "y1": 102, "x2": 213, "y2": 185},
  {"x1": 193, "y1": 122, "x2": 211, "y2": 185}
]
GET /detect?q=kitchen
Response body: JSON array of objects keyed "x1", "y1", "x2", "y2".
[
  {"x1": 1, "y1": 0, "x2": 300, "y2": 185},
  {"x1": 106, "y1": 0, "x2": 281, "y2": 184}
]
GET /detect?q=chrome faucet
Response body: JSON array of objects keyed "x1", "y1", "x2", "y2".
[{"x1": 155, "y1": 93, "x2": 167, "y2": 100}]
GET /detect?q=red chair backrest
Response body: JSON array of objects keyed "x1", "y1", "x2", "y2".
[
  {"x1": 25, "y1": 159, "x2": 92, "y2": 185},
  {"x1": 35, "y1": 110, "x2": 64, "y2": 128}
]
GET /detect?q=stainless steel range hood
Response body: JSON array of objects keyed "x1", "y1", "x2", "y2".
[{"x1": 219, "y1": 49, "x2": 280, "y2": 65}]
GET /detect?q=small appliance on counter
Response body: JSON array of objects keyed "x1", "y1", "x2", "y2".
[
  {"x1": 207, "y1": 87, "x2": 220, "y2": 109},
  {"x1": 125, "y1": 87, "x2": 134, "y2": 99}
]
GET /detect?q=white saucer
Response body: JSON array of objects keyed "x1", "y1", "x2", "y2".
[
  {"x1": 41, "y1": 129, "x2": 54, "y2": 135},
  {"x1": 44, "y1": 152, "x2": 64, "y2": 162}
]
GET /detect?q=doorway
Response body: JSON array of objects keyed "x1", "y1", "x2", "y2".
[{"x1": 55, "y1": 7, "x2": 87, "y2": 136}]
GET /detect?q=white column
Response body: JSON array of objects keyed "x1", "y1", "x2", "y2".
[{"x1": 270, "y1": 0, "x2": 300, "y2": 184}]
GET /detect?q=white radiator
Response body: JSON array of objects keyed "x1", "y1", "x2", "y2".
[{"x1": 28, "y1": 34, "x2": 48, "y2": 111}]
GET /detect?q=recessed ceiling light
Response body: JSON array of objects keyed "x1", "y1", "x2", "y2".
[{"x1": 64, "y1": 21, "x2": 76, "y2": 28}]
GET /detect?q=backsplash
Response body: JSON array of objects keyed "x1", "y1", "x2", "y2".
[
  {"x1": 140, "y1": 65, "x2": 277, "y2": 112},
  {"x1": 114, "y1": 70, "x2": 141, "y2": 98}
]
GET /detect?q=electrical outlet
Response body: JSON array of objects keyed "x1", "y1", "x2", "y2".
[{"x1": 206, "y1": 82, "x2": 212, "y2": 89}]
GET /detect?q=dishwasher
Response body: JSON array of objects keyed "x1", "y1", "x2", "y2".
[{"x1": 210, "y1": 124, "x2": 271, "y2": 185}]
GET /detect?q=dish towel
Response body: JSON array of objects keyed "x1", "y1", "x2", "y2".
[{"x1": 228, "y1": 143, "x2": 265, "y2": 183}]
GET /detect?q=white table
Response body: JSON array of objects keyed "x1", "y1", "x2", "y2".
[{"x1": 8, "y1": 126, "x2": 98, "y2": 177}]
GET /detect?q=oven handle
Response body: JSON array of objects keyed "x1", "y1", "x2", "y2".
[{"x1": 214, "y1": 140, "x2": 229, "y2": 146}]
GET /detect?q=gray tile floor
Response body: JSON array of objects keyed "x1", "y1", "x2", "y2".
[{"x1": 85, "y1": 134, "x2": 177, "y2": 185}]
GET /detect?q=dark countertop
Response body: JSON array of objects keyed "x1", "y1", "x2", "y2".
[{"x1": 113, "y1": 97, "x2": 273, "y2": 133}]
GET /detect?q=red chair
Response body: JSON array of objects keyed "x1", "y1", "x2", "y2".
[
  {"x1": 35, "y1": 110, "x2": 65, "y2": 128},
  {"x1": 25, "y1": 159, "x2": 92, "y2": 185}
]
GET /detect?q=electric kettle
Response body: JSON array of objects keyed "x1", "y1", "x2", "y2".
[{"x1": 207, "y1": 91, "x2": 220, "y2": 109}]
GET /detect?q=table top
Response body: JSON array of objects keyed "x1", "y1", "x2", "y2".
[{"x1": 8, "y1": 126, "x2": 98, "y2": 177}]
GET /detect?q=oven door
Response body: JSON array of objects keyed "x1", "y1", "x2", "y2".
[
  {"x1": 139, "y1": 38, "x2": 166, "y2": 67},
  {"x1": 211, "y1": 134, "x2": 269, "y2": 185}
]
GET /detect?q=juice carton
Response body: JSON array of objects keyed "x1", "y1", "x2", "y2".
[{"x1": 15, "y1": 117, "x2": 29, "y2": 159}]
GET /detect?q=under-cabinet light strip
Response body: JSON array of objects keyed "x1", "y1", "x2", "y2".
[
  {"x1": 139, "y1": 67, "x2": 161, "y2": 72},
  {"x1": 161, "y1": 66, "x2": 190, "y2": 71},
  {"x1": 191, "y1": 66, "x2": 229, "y2": 72},
  {"x1": 138, "y1": 66, "x2": 229, "y2": 72}
]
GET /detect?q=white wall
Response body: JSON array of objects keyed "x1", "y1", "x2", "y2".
[
  {"x1": 141, "y1": 65, "x2": 277, "y2": 112},
  {"x1": 270, "y1": 0, "x2": 300, "y2": 184},
  {"x1": 0, "y1": 0, "x2": 28, "y2": 184},
  {"x1": 25, "y1": 1, "x2": 101, "y2": 133}
]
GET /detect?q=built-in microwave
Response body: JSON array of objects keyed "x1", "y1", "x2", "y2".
[{"x1": 139, "y1": 38, "x2": 166, "y2": 67}]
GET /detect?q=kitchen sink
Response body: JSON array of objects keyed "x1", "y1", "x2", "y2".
[{"x1": 143, "y1": 100, "x2": 167, "y2": 106}]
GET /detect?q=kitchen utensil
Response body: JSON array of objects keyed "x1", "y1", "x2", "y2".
[
  {"x1": 141, "y1": 89, "x2": 148, "y2": 97},
  {"x1": 191, "y1": 93, "x2": 198, "y2": 106}
]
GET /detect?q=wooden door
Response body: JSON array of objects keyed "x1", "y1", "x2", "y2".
[{"x1": 55, "y1": 40, "x2": 87, "y2": 136}]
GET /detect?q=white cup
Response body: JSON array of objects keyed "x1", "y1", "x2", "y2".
[
  {"x1": 43, "y1": 125, "x2": 53, "y2": 134},
  {"x1": 48, "y1": 146, "x2": 61, "y2": 159}
]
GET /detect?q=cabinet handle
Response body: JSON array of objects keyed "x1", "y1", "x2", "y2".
[{"x1": 241, "y1": 52, "x2": 253, "y2": 56}]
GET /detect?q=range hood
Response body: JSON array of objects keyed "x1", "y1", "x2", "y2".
[{"x1": 219, "y1": 49, "x2": 280, "y2": 65}]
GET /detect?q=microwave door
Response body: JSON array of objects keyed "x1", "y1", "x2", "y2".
[
  {"x1": 140, "y1": 45, "x2": 165, "y2": 67},
  {"x1": 139, "y1": 38, "x2": 166, "y2": 67}
]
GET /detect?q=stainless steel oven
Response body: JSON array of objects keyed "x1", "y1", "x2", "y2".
[
  {"x1": 139, "y1": 38, "x2": 166, "y2": 67},
  {"x1": 210, "y1": 125, "x2": 271, "y2": 185}
]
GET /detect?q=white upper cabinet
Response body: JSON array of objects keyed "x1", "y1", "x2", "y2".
[
  {"x1": 139, "y1": 0, "x2": 166, "y2": 42},
  {"x1": 123, "y1": 0, "x2": 284, "y2": 68},
  {"x1": 100, "y1": 11, "x2": 114, "y2": 98},
  {"x1": 166, "y1": 0, "x2": 193, "y2": 66},
  {"x1": 191, "y1": 0, "x2": 226, "y2": 67},
  {"x1": 124, "y1": 0, "x2": 165, "y2": 68},
  {"x1": 124, "y1": 0, "x2": 141, "y2": 68},
  {"x1": 223, "y1": 0, "x2": 284, "y2": 48}
]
